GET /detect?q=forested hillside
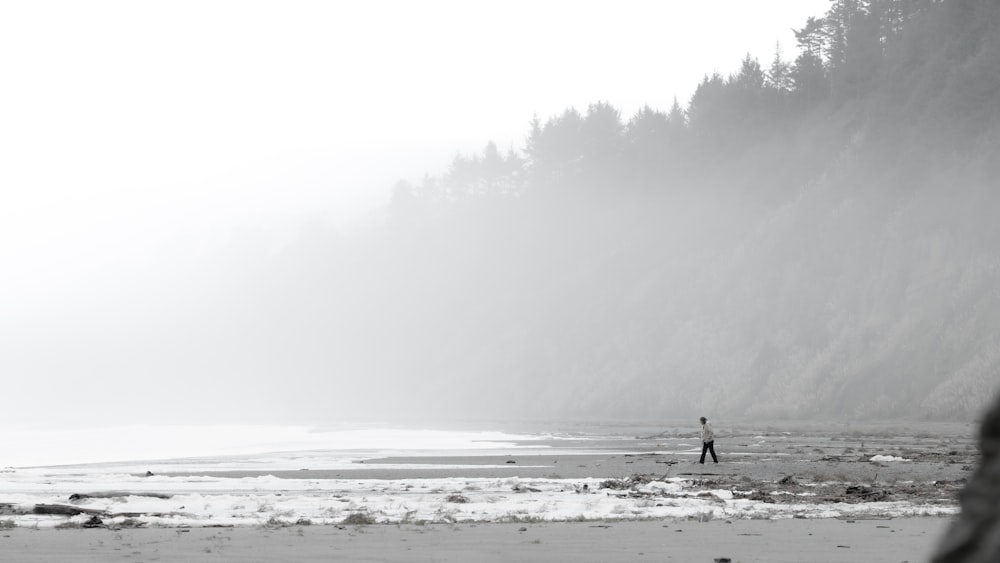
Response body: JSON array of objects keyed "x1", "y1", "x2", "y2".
[{"x1": 300, "y1": 0, "x2": 1000, "y2": 422}]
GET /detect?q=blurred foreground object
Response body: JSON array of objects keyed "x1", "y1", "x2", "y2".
[{"x1": 933, "y1": 394, "x2": 1000, "y2": 563}]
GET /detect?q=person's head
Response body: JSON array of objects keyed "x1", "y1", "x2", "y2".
[{"x1": 699, "y1": 417, "x2": 707, "y2": 424}]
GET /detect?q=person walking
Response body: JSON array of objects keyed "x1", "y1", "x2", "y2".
[{"x1": 699, "y1": 416, "x2": 718, "y2": 464}]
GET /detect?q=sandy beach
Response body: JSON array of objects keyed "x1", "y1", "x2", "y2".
[{"x1": 0, "y1": 517, "x2": 951, "y2": 562}]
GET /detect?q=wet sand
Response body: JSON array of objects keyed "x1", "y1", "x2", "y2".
[
  {"x1": 158, "y1": 421, "x2": 977, "y2": 499},
  {"x1": 0, "y1": 517, "x2": 951, "y2": 562}
]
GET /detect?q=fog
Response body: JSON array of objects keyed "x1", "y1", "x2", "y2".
[{"x1": 3, "y1": 0, "x2": 997, "y2": 427}]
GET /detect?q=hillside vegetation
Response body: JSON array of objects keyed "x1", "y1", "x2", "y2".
[{"x1": 292, "y1": 0, "x2": 1000, "y2": 421}]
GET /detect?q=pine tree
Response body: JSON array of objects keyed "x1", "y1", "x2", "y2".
[{"x1": 766, "y1": 42, "x2": 794, "y2": 92}]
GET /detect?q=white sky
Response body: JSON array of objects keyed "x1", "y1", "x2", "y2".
[
  {"x1": 0, "y1": 1, "x2": 830, "y2": 421},
  {"x1": 2, "y1": 1, "x2": 827, "y2": 251}
]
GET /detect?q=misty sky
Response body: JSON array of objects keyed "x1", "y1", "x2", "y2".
[
  {"x1": 1, "y1": 1, "x2": 830, "y2": 424},
  {"x1": 3, "y1": 1, "x2": 827, "y2": 253}
]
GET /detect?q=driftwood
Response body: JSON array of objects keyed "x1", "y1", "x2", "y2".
[
  {"x1": 69, "y1": 492, "x2": 172, "y2": 501},
  {"x1": 511, "y1": 484, "x2": 541, "y2": 493},
  {"x1": 31, "y1": 504, "x2": 192, "y2": 520},
  {"x1": 107, "y1": 511, "x2": 193, "y2": 518},
  {"x1": 32, "y1": 504, "x2": 108, "y2": 516}
]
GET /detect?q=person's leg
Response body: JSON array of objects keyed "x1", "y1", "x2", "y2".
[
  {"x1": 708, "y1": 441, "x2": 718, "y2": 463},
  {"x1": 700, "y1": 442, "x2": 708, "y2": 464}
]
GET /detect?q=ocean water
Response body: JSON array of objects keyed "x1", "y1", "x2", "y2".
[{"x1": 0, "y1": 424, "x2": 554, "y2": 469}]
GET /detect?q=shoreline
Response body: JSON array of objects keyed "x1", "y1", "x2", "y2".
[
  {"x1": 0, "y1": 422, "x2": 974, "y2": 561},
  {"x1": 1, "y1": 426, "x2": 972, "y2": 528}
]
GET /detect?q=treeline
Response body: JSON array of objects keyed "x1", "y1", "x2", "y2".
[
  {"x1": 391, "y1": 0, "x2": 998, "y2": 215},
  {"x1": 323, "y1": 0, "x2": 1000, "y2": 422}
]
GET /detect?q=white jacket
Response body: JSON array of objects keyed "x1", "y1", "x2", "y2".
[{"x1": 701, "y1": 422, "x2": 715, "y2": 443}]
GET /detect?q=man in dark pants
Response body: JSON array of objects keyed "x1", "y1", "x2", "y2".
[{"x1": 700, "y1": 416, "x2": 718, "y2": 464}]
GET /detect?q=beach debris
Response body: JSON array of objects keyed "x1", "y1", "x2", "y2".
[
  {"x1": 845, "y1": 485, "x2": 891, "y2": 502},
  {"x1": 115, "y1": 518, "x2": 147, "y2": 529},
  {"x1": 444, "y1": 494, "x2": 470, "y2": 503},
  {"x1": 778, "y1": 475, "x2": 798, "y2": 486},
  {"x1": 599, "y1": 474, "x2": 656, "y2": 491},
  {"x1": 714, "y1": 558, "x2": 732, "y2": 562},
  {"x1": 69, "y1": 492, "x2": 173, "y2": 501},
  {"x1": 505, "y1": 460, "x2": 516, "y2": 464},
  {"x1": 511, "y1": 484, "x2": 541, "y2": 493},
  {"x1": 0, "y1": 503, "x2": 24, "y2": 516},
  {"x1": 574, "y1": 483, "x2": 590, "y2": 494},
  {"x1": 341, "y1": 512, "x2": 376, "y2": 526},
  {"x1": 732, "y1": 490, "x2": 775, "y2": 503}
]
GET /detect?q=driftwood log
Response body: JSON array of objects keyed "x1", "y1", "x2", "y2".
[
  {"x1": 69, "y1": 492, "x2": 172, "y2": 501},
  {"x1": 932, "y1": 394, "x2": 1000, "y2": 563},
  {"x1": 32, "y1": 504, "x2": 107, "y2": 516},
  {"x1": 30, "y1": 503, "x2": 191, "y2": 520}
]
